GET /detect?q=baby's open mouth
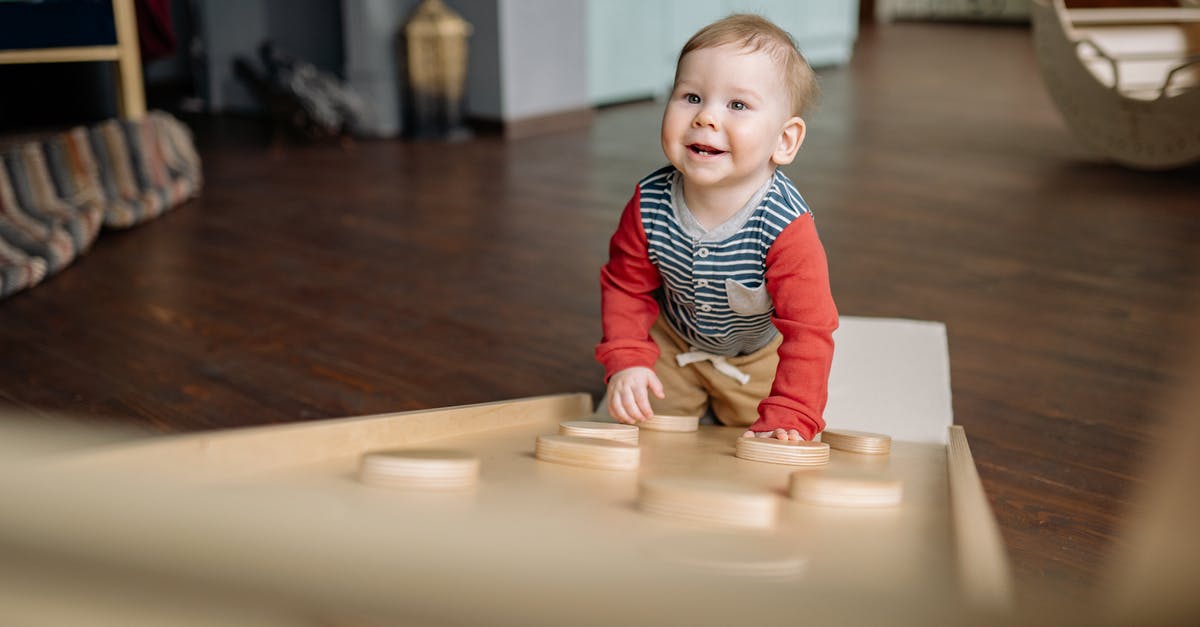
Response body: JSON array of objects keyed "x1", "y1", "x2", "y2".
[{"x1": 689, "y1": 143, "x2": 726, "y2": 156}]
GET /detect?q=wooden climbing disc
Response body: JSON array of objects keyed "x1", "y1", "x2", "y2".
[
  {"x1": 639, "y1": 414, "x2": 700, "y2": 433},
  {"x1": 358, "y1": 449, "x2": 480, "y2": 489},
  {"x1": 558, "y1": 420, "x2": 640, "y2": 444},
  {"x1": 788, "y1": 469, "x2": 903, "y2": 508},
  {"x1": 638, "y1": 477, "x2": 778, "y2": 528},
  {"x1": 535, "y1": 434, "x2": 639, "y2": 471},
  {"x1": 647, "y1": 532, "x2": 807, "y2": 578},
  {"x1": 734, "y1": 437, "x2": 830, "y2": 466},
  {"x1": 820, "y1": 429, "x2": 892, "y2": 455}
]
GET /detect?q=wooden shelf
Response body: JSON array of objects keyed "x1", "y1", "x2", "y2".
[
  {"x1": 0, "y1": 0, "x2": 144, "y2": 118},
  {"x1": 0, "y1": 45, "x2": 120, "y2": 64}
]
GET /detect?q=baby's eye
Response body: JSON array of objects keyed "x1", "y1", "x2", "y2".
[
  {"x1": 729, "y1": 100, "x2": 747, "y2": 111},
  {"x1": 685, "y1": 93, "x2": 701, "y2": 104}
]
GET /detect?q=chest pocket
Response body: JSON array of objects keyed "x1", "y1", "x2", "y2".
[{"x1": 725, "y1": 279, "x2": 773, "y2": 316}]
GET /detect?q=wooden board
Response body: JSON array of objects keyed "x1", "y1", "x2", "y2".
[{"x1": 0, "y1": 393, "x2": 1010, "y2": 626}]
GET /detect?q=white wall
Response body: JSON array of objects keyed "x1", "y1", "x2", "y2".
[
  {"x1": 201, "y1": 0, "x2": 857, "y2": 134},
  {"x1": 586, "y1": 0, "x2": 669, "y2": 106},
  {"x1": 346, "y1": 0, "x2": 590, "y2": 128},
  {"x1": 497, "y1": 0, "x2": 590, "y2": 120},
  {"x1": 370, "y1": 0, "x2": 589, "y2": 126},
  {"x1": 587, "y1": 0, "x2": 860, "y2": 106}
]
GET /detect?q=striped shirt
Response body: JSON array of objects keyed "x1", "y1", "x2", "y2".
[
  {"x1": 596, "y1": 164, "x2": 838, "y2": 438},
  {"x1": 639, "y1": 165, "x2": 810, "y2": 356}
]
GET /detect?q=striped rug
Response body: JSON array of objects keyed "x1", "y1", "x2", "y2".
[{"x1": 0, "y1": 111, "x2": 202, "y2": 300}]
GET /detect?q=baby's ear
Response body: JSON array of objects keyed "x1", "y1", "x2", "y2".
[{"x1": 771, "y1": 117, "x2": 806, "y2": 166}]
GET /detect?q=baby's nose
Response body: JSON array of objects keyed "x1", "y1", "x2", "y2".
[{"x1": 692, "y1": 110, "x2": 719, "y2": 129}]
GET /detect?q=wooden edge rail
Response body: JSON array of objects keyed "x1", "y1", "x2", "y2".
[
  {"x1": 948, "y1": 424, "x2": 1014, "y2": 611},
  {"x1": 54, "y1": 392, "x2": 594, "y2": 479}
]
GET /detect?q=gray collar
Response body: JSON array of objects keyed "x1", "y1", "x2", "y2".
[{"x1": 671, "y1": 171, "x2": 775, "y2": 242}]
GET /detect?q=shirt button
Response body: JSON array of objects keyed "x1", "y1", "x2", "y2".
[
  {"x1": 697, "y1": 248, "x2": 709, "y2": 258},
  {"x1": 696, "y1": 279, "x2": 708, "y2": 288},
  {"x1": 699, "y1": 304, "x2": 712, "y2": 312}
]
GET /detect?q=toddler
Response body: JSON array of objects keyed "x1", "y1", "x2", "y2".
[{"x1": 595, "y1": 14, "x2": 838, "y2": 441}]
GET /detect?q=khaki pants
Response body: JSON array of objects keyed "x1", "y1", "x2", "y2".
[{"x1": 646, "y1": 316, "x2": 781, "y2": 427}]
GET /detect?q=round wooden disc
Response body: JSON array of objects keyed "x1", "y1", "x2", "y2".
[
  {"x1": 535, "y1": 434, "x2": 640, "y2": 471},
  {"x1": 788, "y1": 469, "x2": 903, "y2": 507},
  {"x1": 638, "y1": 477, "x2": 778, "y2": 528},
  {"x1": 734, "y1": 438, "x2": 830, "y2": 466},
  {"x1": 358, "y1": 449, "x2": 480, "y2": 489},
  {"x1": 647, "y1": 532, "x2": 807, "y2": 578},
  {"x1": 639, "y1": 414, "x2": 700, "y2": 433},
  {"x1": 820, "y1": 429, "x2": 892, "y2": 455},
  {"x1": 558, "y1": 420, "x2": 639, "y2": 444}
]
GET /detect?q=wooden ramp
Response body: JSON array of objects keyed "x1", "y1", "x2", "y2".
[{"x1": 0, "y1": 318, "x2": 1014, "y2": 626}]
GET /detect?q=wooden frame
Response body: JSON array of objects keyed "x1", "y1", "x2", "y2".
[
  {"x1": 1, "y1": 392, "x2": 1013, "y2": 625},
  {"x1": 0, "y1": 0, "x2": 145, "y2": 118}
]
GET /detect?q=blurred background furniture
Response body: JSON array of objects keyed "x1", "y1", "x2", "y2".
[
  {"x1": 0, "y1": 0, "x2": 145, "y2": 119},
  {"x1": 1032, "y1": 0, "x2": 1200, "y2": 169}
]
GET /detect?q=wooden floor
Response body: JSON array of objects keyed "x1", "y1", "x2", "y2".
[{"x1": 1, "y1": 21, "x2": 1198, "y2": 604}]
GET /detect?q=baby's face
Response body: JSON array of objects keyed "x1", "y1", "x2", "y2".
[{"x1": 661, "y1": 44, "x2": 796, "y2": 196}]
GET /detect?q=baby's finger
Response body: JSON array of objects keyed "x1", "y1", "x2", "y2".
[
  {"x1": 609, "y1": 393, "x2": 632, "y2": 424},
  {"x1": 648, "y1": 373, "x2": 665, "y2": 400},
  {"x1": 621, "y1": 387, "x2": 645, "y2": 422},
  {"x1": 633, "y1": 387, "x2": 655, "y2": 421}
]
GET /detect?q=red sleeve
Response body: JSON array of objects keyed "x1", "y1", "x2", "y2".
[
  {"x1": 594, "y1": 187, "x2": 662, "y2": 381},
  {"x1": 750, "y1": 214, "x2": 838, "y2": 439}
]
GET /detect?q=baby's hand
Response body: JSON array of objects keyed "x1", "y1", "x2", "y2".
[
  {"x1": 741, "y1": 428, "x2": 805, "y2": 441},
  {"x1": 607, "y1": 366, "x2": 664, "y2": 424}
]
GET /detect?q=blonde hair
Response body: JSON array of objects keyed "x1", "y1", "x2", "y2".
[{"x1": 676, "y1": 14, "x2": 818, "y2": 117}]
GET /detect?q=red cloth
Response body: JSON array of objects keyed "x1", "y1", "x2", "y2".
[
  {"x1": 596, "y1": 190, "x2": 663, "y2": 375},
  {"x1": 595, "y1": 186, "x2": 838, "y2": 439},
  {"x1": 135, "y1": 0, "x2": 175, "y2": 62}
]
